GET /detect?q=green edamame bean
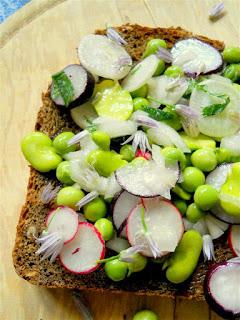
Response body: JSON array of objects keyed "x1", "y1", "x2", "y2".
[
  {"x1": 223, "y1": 64, "x2": 240, "y2": 83},
  {"x1": 181, "y1": 167, "x2": 205, "y2": 192},
  {"x1": 120, "y1": 144, "x2": 135, "y2": 161},
  {"x1": 215, "y1": 147, "x2": 232, "y2": 164},
  {"x1": 131, "y1": 84, "x2": 148, "y2": 98},
  {"x1": 56, "y1": 186, "x2": 85, "y2": 208},
  {"x1": 186, "y1": 203, "x2": 205, "y2": 223},
  {"x1": 172, "y1": 185, "x2": 191, "y2": 200},
  {"x1": 153, "y1": 60, "x2": 166, "y2": 76},
  {"x1": 94, "y1": 218, "x2": 114, "y2": 241},
  {"x1": 126, "y1": 253, "x2": 147, "y2": 275},
  {"x1": 161, "y1": 146, "x2": 186, "y2": 170},
  {"x1": 191, "y1": 148, "x2": 217, "y2": 172},
  {"x1": 194, "y1": 184, "x2": 219, "y2": 211},
  {"x1": 53, "y1": 132, "x2": 76, "y2": 155},
  {"x1": 83, "y1": 197, "x2": 107, "y2": 222},
  {"x1": 162, "y1": 106, "x2": 182, "y2": 130},
  {"x1": 132, "y1": 97, "x2": 149, "y2": 112},
  {"x1": 165, "y1": 230, "x2": 203, "y2": 284},
  {"x1": 91, "y1": 130, "x2": 110, "y2": 150},
  {"x1": 222, "y1": 47, "x2": 240, "y2": 63},
  {"x1": 164, "y1": 65, "x2": 184, "y2": 78},
  {"x1": 104, "y1": 259, "x2": 128, "y2": 282},
  {"x1": 180, "y1": 133, "x2": 216, "y2": 150},
  {"x1": 56, "y1": 161, "x2": 74, "y2": 185},
  {"x1": 142, "y1": 38, "x2": 167, "y2": 58},
  {"x1": 173, "y1": 199, "x2": 187, "y2": 216},
  {"x1": 133, "y1": 310, "x2": 158, "y2": 320},
  {"x1": 21, "y1": 132, "x2": 62, "y2": 172}
]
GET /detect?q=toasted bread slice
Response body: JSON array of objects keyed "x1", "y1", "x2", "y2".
[{"x1": 13, "y1": 24, "x2": 231, "y2": 300}]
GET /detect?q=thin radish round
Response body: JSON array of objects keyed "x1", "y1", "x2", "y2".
[
  {"x1": 205, "y1": 215, "x2": 229, "y2": 240},
  {"x1": 171, "y1": 38, "x2": 223, "y2": 75},
  {"x1": 115, "y1": 152, "x2": 179, "y2": 198},
  {"x1": 51, "y1": 64, "x2": 95, "y2": 108},
  {"x1": 220, "y1": 132, "x2": 240, "y2": 156},
  {"x1": 78, "y1": 34, "x2": 132, "y2": 80},
  {"x1": 112, "y1": 191, "x2": 140, "y2": 238},
  {"x1": 147, "y1": 75, "x2": 189, "y2": 106},
  {"x1": 121, "y1": 55, "x2": 159, "y2": 92},
  {"x1": 190, "y1": 78, "x2": 240, "y2": 137},
  {"x1": 204, "y1": 260, "x2": 240, "y2": 319},
  {"x1": 228, "y1": 225, "x2": 240, "y2": 257},
  {"x1": 59, "y1": 222, "x2": 105, "y2": 274},
  {"x1": 211, "y1": 203, "x2": 240, "y2": 225},
  {"x1": 206, "y1": 163, "x2": 232, "y2": 191},
  {"x1": 127, "y1": 199, "x2": 184, "y2": 258},
  {"x1": 71, "y1": 102, "x2": 98, "y2": 129},
  {"x1": 46, "y1": 206, "x2": 79, "y2": 244}
]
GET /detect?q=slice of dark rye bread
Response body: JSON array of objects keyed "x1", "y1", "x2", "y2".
[{"x1": 13, "y1": 24, "x2": 232, "y2": 300}]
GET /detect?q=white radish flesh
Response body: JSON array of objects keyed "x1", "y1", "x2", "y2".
[
  {"x1": 71, "y1": 102, "x2": 98, "y2": 129},
  {"x1": 46, "y1": 206, "x2": 79, "y2": 244},
  {"x1": 205, "y1": 261, "x2": 240, "y2": 319},
  {"x1": 127, "y1": 199, "x2": 184, "y2": 257},
  {"x1": 93, "y1": 116, "x2": 137, "y2": 138},
  {"x1": 220, "y1": 132, "x2": 240, "y2": 156},
  {"x1": 112, "y1": 191, "x2": 140, "y2": 238},
  {"x1": 60, "y1": 222, "x2": 105, "y2": 274},
  {"x1": 147, "y1": 75, "x2": 188, "y2": 106},
  {"x1": 106, "y1": 233, "x2": 130, "y2": 253},
  {"x1": 228, "y1": 225, "x2": 240, "y2": 257},
  {"x1": 115, "y1": 153, "x2": 179, "y2": 198},
  {"x1": 206, "y1": 163, "x2": 232, "y2": 191},
  {"x1": 121, "y1": 55, "x2": 159, "y2": 92},
  {"x1": 171, "y1": 39, "x2": 223, "y2": 75},
  {"x1": 78, "y1": 35, "x2": 132, "y2": 80},
  {"x1": 211, "y1": 203, "x2": 240, "y2": 225}
]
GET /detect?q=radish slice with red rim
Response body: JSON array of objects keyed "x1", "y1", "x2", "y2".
[
  {"x1": 112, "y1": 190, "x2": 140, "y2": 238},
  {"x1": 204, "y1": 260, "x2": 240, "y2": 319},
  {"x1": 78, "y1": 34, "x2": 132, "y2": 80},
  {"x1": 228, "y1": 225, "x2": 240, "y2": 257},
  {"x1": 59, "y1": 222, "x2": 105, "y2": 274},
  {"x1": 46, "y1": 206, "x2": 79, "y2": 244},
  {"x1": 51, "y1": 64, "x2": 95, "y2": 108},
  {"x1": 126, "y1": 199, "x2": 184, "y2": 258},
  {"x1": 171, "y1": 38, "x2": 223, "y2": 76},
  {"x1": 106, "y1": 233, "x2": 130, "y2": 253}
]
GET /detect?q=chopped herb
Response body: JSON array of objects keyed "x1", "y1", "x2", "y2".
[
  {"x1": 143, "y1": 106, "x2": 174, "y2": 121},
  {"x1": 147, "y1": 96, "x2": 175, "y2": 108},
  {"x1": 84, "y1": 116, "x2": 97, "y2": 133},
  {"x1": 52, "y1": 71, "x2": 74, "y2": 107},
  {"x1": 202, "y1": 96, "x2": 230, "y2": 117}
]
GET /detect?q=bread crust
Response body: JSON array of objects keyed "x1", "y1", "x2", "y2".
[{"x1": 13, "y1": 24, "x2": 231, "y2": 300}]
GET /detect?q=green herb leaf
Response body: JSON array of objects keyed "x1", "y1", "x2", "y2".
[
  {"x1": 202, "y1": 96, "x2": 230, "y2": 117},
  {"x1": 130, "y1": 64, "x2": 141, "y2": 75},
  {"x1": 143, "y1": 106, "x2": 174, "y2": 121},
  {"x1": 147, "y1": 96, "x2": 175, "y2": 108},
  {"x1": 52, "y1": 71, "x2": 74, "y2": 107},
  {"x1": 84, "y1": 116, "x2": 97, "y2": 133}
]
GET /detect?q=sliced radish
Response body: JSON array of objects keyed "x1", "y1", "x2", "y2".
[
  {"x1": 93, "y1": 116, "x2": 137, "y2": 138},
  {"x1": 71, "y1": 101, "x2": 98, "y2": 129},
  {"x1": 115, "y1": 148, "x2": 179, "y2": 198},
  {"x1": 135, "y1": 149, "x2": 151, "y2": 160},
  {"x1": 112, "y1": 191, "x2": 140, "y2": 238},
  {"x1": 46, "y1": 206, "x2": 79, "y2": 244},
  {"x1": 211, "y1": 203, "x2": 240, "y2": 225},
  {"x1": 78, "y1": 34, "x2": 132, "y2": 80},
  {"x1": 51, "y1": 64, "x2": 95, "y2": 108},
  {"x1": 204, "y1": 260, "x2": 240, "y2": 319},
  {"x1": 147, "y1": 75, "x2": 189, "y2": 106},
  {"x1": 171, "y1": 38, "x2": 223, "y2": 75},
  {"x1": 106, "y1": 233, "x2": 130, "y2": 253},
  {"x1": 206, "y1": 163, "x2": 232, "y2": 191},
  {"x1": 228, "y1": 225, "x2": 240, "y2": 257},
  {"x1": 121, "y1": 55, "x2": 159, "y2": 92},
  {"x1": 205, "y1": 215, "x2": 229, "y2": 240},
  {"x1": 190, "y1": 78, "x2": 240, "y2": 138},
  {"x1": 220, "y1": 132, "x2": 240, "y2": 157},
  {"x1": 126, "y1": 199, "x2": 184, "y2": 258},
  {"x1": 60, "y1": 222, "x2": 105, "y2": 274}
]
